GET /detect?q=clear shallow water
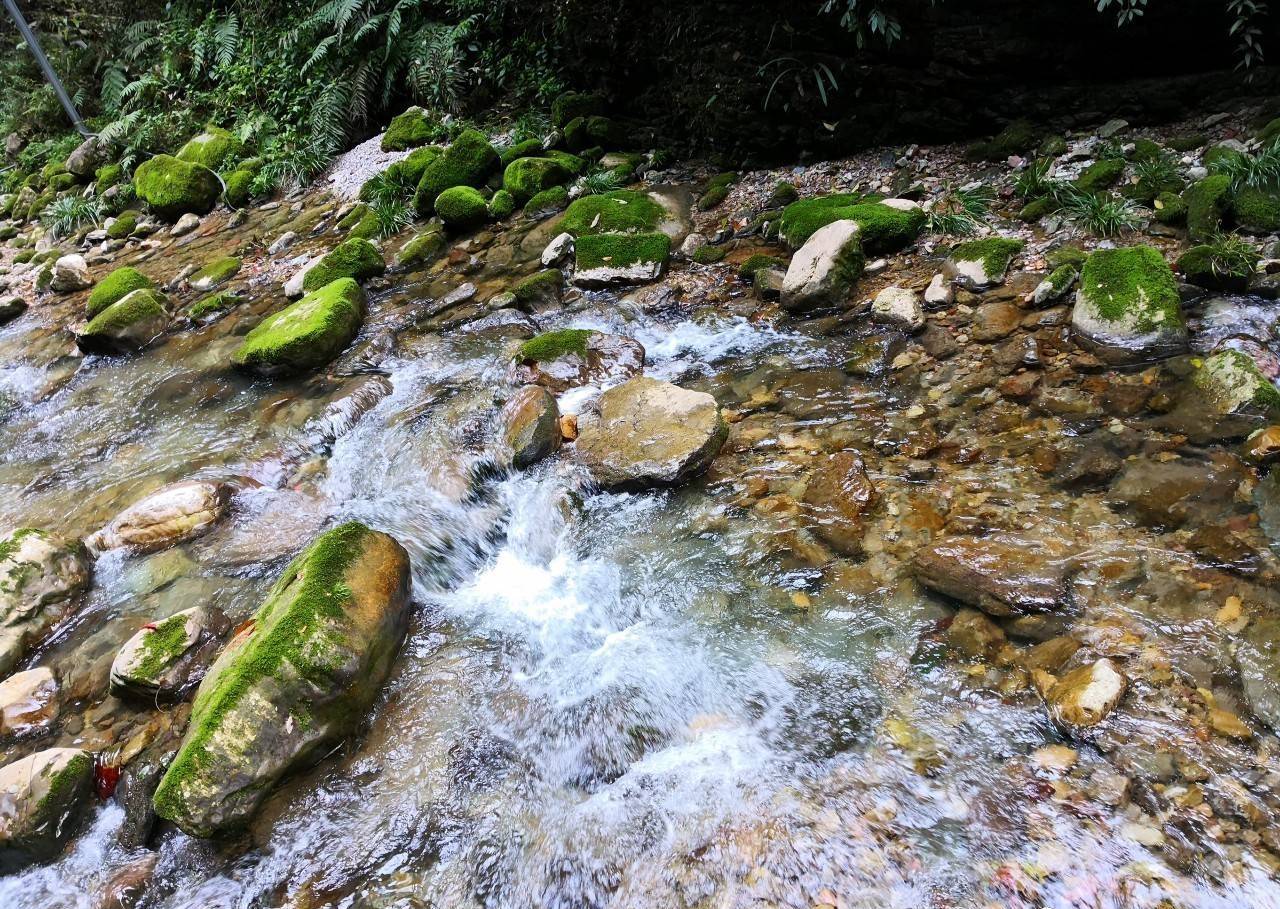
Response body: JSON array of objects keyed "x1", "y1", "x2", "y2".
[{"x1": 2, "y1": 209, "x2": 1280, "y2": 909}]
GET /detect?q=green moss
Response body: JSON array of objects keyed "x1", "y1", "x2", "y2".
[
  {"x1": 412, "y1": 129, "x2": 499, "y2": 216},
  {"x1": 40, "y1": 160, "x2": 67, "y2": 181},
  {"x1": 1177, "y1": 242, "x2": 1259, "y2": 292},
  {"x1": 435, "y1": 185, "x2": 489, "y2": 230},
  {"x1": 176, "y1": 127, "x2": 243, "y2": 171},
  {"x1": 1132, "y1": 138, "x2": 1164, "y2": 162},
  {"x1": 381, "y1": 107, "x2": 436, "y2": 152},
  {"x1": 948, "y1": 237, "x2": 1023, "y2": 276},
  {"x1": 767, "y1": 181, "x2": 799, "y2": 208},
  {"x1": 232, "y1": 278, "x2": 366, "y2": 375},
  {"x1": 83, "y1": 288, "x2": 168, "y2": 335},
  {"x1": 134, "y1": 154, "x2": 221, "y2": 220},
  {"x1": 512, "y1": 268, "x2": 563, "y2": 306},
  {"x1": 1038, "y1": 135, "x2": 1068, "y2": 157},
  {"x1": 525, "y1": 185, "x2": 569, "y2": 214},
  {"x1": 37, "y1": 751, "x2": 92, "y2": 817},
  {"x1": 363, "y1": 146, "x2": 443, "y2": 200},
  {"x1": 965, "y1": 119, "x2": 1039, "y2": 161},
  {"x1": 189, "y1": 290, "x2": 243, "y2": 320},
  {"x1": 574, "y1": 231, "x2": 670, "y2": 271},
  {"x1": 692, "y1": 244, "x2": 726, "y2": 264},
  {"x1": 190, "y1": 256, "x2": 240, "y2": 289},
  {"x1": 500, "y1": 138, "x2": 545, "y2": 168},
  {"x1": 552, "y1": 91, "x2": 604, "y2": 128},
  {"x1": 13, "y1": 250, "x2": 34, "y2": 264},
  {"x1": 302, "y1": 237, "x2": 385, "y2": 293},
  {"x1": 1079, "y1": 245, "x2": 1181, "y2": 331},
  {"x1": 1045, "y1": 245, "x2": 1087, "y2": 270},
  {"x1": 563, "y1": 115, "x2": 622, "y2": 151},
  {"x1": 516, "y1": 328, "x2": 593, "y2": 362},
  {"x1": 1018, "y1": 196, "x2": 1057, "y2": 222},
  {"x1": 347, "y1": 209, "x2": 381, "y2": 240},
  {"x1": 1074, "y1": 158, "x2": 1125, "y2": 193},
  {"x1": 1233, "y1": 186, "x2": 1280, "y2": 233},
  {"x1": 106, "y1": 210, "x2": 139, "y2": 240},
  {"x1": 1153, "y1": 191, "x2": 1187, "y2": 225},
  {"x1": 503, "y1": 157, "x2": 571, "y2": 203},
  {"x1": 1204, "y1": 144, "x2": 1247, "y2": 174},
  {"x1": 1044, "y1": 263, "x2": 1077, "y2": 295},
  {"x1": 1194, "y1": 349, "x2": 1280, "y2": 415},
  {"x1": 1183, "y1": 174, "x2": 1232, "y2": 242},
  {"x1": 394, "y1": 227, "x2": 446, "y2": 270},
  {"x1": 488, "y1": 189, "x2": 516, "y2": 219},
  {"x1": 337, "y1": 204, "x2": 370, "y2": 232},
  {"x1": 737, "y1": 254, "x2": 784, "y2": 281},
  {"x1": 778, "y1": 195, "x2": 923, "y2": 250},
  {"x1": 222, "y1": 168, "x2": 256, "y2": 208},
  {"x1": 697, "y1": 172, "x2": 738, "y2": 211},
  {"x1": 561, "y1": 189, "x2": 664, "y2": 236},
  {"x1": 1166, "y1": 134, "x2": 1207, "y2": 152},
  {"x1": 48, "y1": 173, "x2": 75, "y2": 192},
  {"x1": 131, "y1": 612, "x2": 193, "y2": 681},
  {"x1": 1258, "y1": 117, "x2": 1280, "y2": 147},
  {"x1": 151, "y1": 521, "x2": 381, "y2": 826},
  {"x1": 87, "y1": 266, "x2": 154, "y2": 319}
]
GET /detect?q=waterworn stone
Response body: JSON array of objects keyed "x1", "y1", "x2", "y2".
[
  {"x1": 871, "y1": 286, "x2": 924, "y2": 332},
  {"x1": 110, "y1": 605, "x2": 231, "y2": 702},
  {"x1": 1236, "y1": 614, "x2": 1280, "y2": 734},
  {"x1": 0, "y1": 529, "x2": 91, "y2": 677},
  {"x1": 66, "y1": 136, "x2": 108, "y2": 178},
  {"x1": 0, "y1": 667, "x2": 58, "y2": 735},
  {"x1": 541, "y1": 231, "x2": 574, "y2": 266},
  {"x1": 947, "y1": 608, "x2": 1007, "y2": 660},
  {"x1": 943, "y1": 237, "x2": 1022, "y2": 288},
  {"x1": 1071, "y1": 246, "x2": 1187, "y2": 365},
  {"x1": 99, "y1": 853, "x2": 158, "y2": 909},
  {"x1": 575, "y1": 377, "x2": 728, "y2": 489},
  {"x1": 1243, "y1": 425, "x2": 1280, "y2": 465},
  {"x1": 0, "y1": 748, "x2": 94, "y2": 871},
  {"x1": 49, "y1": 254, "x2": 91, "y2": 293},
  {"x1": 0, "y1": 296, "x2": 26, "y2": 325},
  {"x1": 151, "y1": 522, "x2": 412, "y2": 836},
  {"x1": 506, "y1": 329, "x2": 644, "y2": 394},
  {"x1": 970, "y1": 301, "x2": 1023, "y2": 341},
  {"x1": 87, "y1": 481, "x2": 231, "y2": 555},
  {"x1": 76, "y1": 288, "x2": 170, "y2": 355},
  {"x1": 913, "y1": 535, "x2": 1073, "y2": 616},
  {"x1": 800, "y1": 451, "x2": 878, "y2": 556},
  {"x1": 500, "y1": 385, "x2": 561, "y2": 469},
  {"x1": 781, "y1": 220, "x2": 864, "y2": 312},
  {"x1": 924, "y1": 272, "x2": 953, "y2": 309},
  {"x1": 1034, "y1": 659, "x2": 1127, "y2": 735},
  {"x1": 169, "y1": 213, "x2": 200, "y2": 237}
]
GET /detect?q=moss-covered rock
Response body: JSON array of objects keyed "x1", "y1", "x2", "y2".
[
  {"x1": 134, "y1": 154, "x2": 221, "y2": 221},
  {"x1": 1132, "y1": 138, "x2": 1164, "y2": 161},
  {"x1": 552, "y1": 91, "x2": 605, "y2": 128},
  {"x1": 737, "y1": 253, "x2": 784, "y2": 282},
  {"x1": 412, "y1": 129, "x2": 499, "y2": 216},
  {"x1": 1177, "y1": 244, "x2": 1258, "y2": 292},
  {"x1": 435, "y1": 185, "x2": 489, "y2": 231},
  {"x1": 563, "y1": 115, "x2": 623, "y2": 151},
  {"x1": 965, "y1": 119, "x2": 1039, "y2": 161},
  {"x1": 1045, "y1": 245, "x2": 1087, "y2": 270},
  {"x1": 944, "y1": 237, "x2": 1023, "y2": 287},
  {"x1": 500, "y1": 138, "x2": 545, "y2": 168},
  {"x1": 106, "y1": 209, "x2": 139, "y2": 240},
  {"x1": 488, "y1": 188, "x2": 516, "y2": 219},
  {"x1": 503, "y1": 157, "x2": 571, "y2": 204},
  {"x1": 767, "y1": 181, "x2": 800, "y2": 209},
  {"x1": 394, "y1": 226, "x2": 446, "y2": 270},
  {"x1": 189, "y1": 256, "x2": 241, "y2": 292},
  {"x1": 77, "y1": 288, "x2": 170, "y2": 355},
  {"x1": 780, "y1": 220, "x2": 865, "y2": 312},
  {"x1": 778, "y1": 195, "x2": 923, "y2": 251},
  {"x1": 1257, "y1": 117, "x2": 1280, "y2": 147},
  {"x1": 0, "y1": 748, "x2": 94, "y2": 871},
  {"x1": 301, "y1": 237, "x2": 385, "y2": 294},
  {"x1": 222, "y1": 166, "x2": 257, "y2": 208},
  {"x1": 1192, "y1": 349, "x2": 1280, "y2": 419},
  {"x1": 1234, "y1": 186, "x2": 1280, "y2": 233},
  {"x1": 698, "y1": 172, "x2": 738, "y2": 211},
  {"x1": 151, "y1": 521, "x2": 411, "y2": 836},
  {"x1": 363, "y1": 146, "x2": 443, "y2": 202},
  {"x1": 512, "y1": 268, "x2": 563, "y2": 311},
  {"x1": 176, "y1": 126, "x2": 243, "y2": 171},
  {"x1": 189, "y1": 290, "x2": 243, "y2": 322},
  {"x1": 47, "y1": 172, "x2": 75, "y2": 192},
  {"x1": 1074, "y1": 158, "x2": 1125, "y2": 193},
  {"x1": 1153, "y1": 191, "x2": 1187, "y2": 225},
  {"x1": 109, "y1": 605, "x2": 230, "y2": 702},
  {"x1": 87, "y1": 266, "x2": 154, "y2": 319},
  {"x1": 95, "y1": 163, "x2": 122, "y2": 189},
  {"x1": 691, "y1": 244, "x2": 726, "y2": 264},
  {"x1": 1183, "y1": 174, "x2": 1233, "y2": 242},
  {"x1": 573, "y1": 232, "x2": 670, "y2": 287},
  {"x1": 1072, "y1": 245, "x2": 1186, "y2": 364},
  {"x1": 1167, "y1": 134, "x2": 1208, "y2": 152},
  {"x1": 544, "y1": 149, "x2": 588, "y2": 177},
  {"x1": 232, "y1": 278, "x2": 366, "y2": 376},
  {"x1": 381, "y1": 107, "x2": 435, "y2": 152},
  {"x1": 1018, "y1": 196, "x2": 1057, "y2": 222},
  {"x1": 525, "y1": 185, "x2": 569, "y2": 215},
  {"x1": 1204, "y1": 143, "x2": 1247, "y2": 174},
  {"x1": 561, "y1": 189, "x2": 665, "y2": 236},
  {"x1": 0, "y1": 528, "x2": 91, "y2": 677}
]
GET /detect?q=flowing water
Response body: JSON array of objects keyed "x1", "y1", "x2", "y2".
[{"x1": 3, "y1": 197, "x2": 1280, "y2": 909}]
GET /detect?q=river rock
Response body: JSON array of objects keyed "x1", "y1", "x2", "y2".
[
  {"x1": 109, "y1": 605, "x2": 231, "y2": 702},
  {"x1": 541, "y1": 231, "x2": 574, "y2": 266},
  {"x1": 0, "y1": 296, "x2": 26, "y2": 325},
  {"x1": 943, "y1": 237, "x2": 1023, "y2": 288},
  {"x1": 99, "y1": 853, "x2": 158, "y2": 909},
  {"x1": 1071, "y1": 245, "x2": 1187, "y2": 365},
  {"x1": 0, "y1": 748, "x2": 94, "y2": 870},
  {"x1": 575, "y1": 376, "x2": 728, "y2": 489},
  {"x1": 1034, "y1": 658, "x2": 1127, "y2": 735},
  {"x1": 87, "y1": 480, "x2": 231, "y2": 555},
  {"x1": 0, "y1": 529, "x2": 91, "y2": 676},
  {"x1": 924, "y1": 272, "x2": 953, "y2": 309},
  {"x1": 76, "y1": 288, "x2": 170, "y2": 355},
  {"x1": 500, "y1": 385, "x2": 561, "y2": 469},
  {"x1": 871, "y1": 286, "x2": 924, "y2": 332},
  {"x1": 1234, "y1": 614, "x2": 1280, "y2": 734},
  {"x1": 0, "y1": 667, "x2": 58, "y2": 735},
  {"x1": 66, "y1": 135, "x2": 108, "y2": 178},
  {"x1": 912, "y1": 535, "x2": 1073, "y2": 616},
  {"x1": 233, "y1": 278, "x2": 367, "y2": 376},
  {"x1": 151, "y1": 521, "x2": 412, "y2": 836},
  {"x1": 506, "y1": 329, "x2": 644, "y2": 393},
  {"x1": 970, "y1": 301, "x2": 1023, "y2": 341},
  {"x1": 800, "y1": 451, "x2": 879, "y2": 556},
  {"x1": 780, "y1": 220, "x2": 865, "y2": 312},
  {"x1": 49, "y1": 254, "x2": 91, "y2": 293},
  {"x1": 1189, "y1": 349, "x2": 1280, "y2": 420}
]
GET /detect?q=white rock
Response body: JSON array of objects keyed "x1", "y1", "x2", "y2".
[
  {"x1": 879, "y1": 198, "x2": 922, "y2": 212},
  {"x1": 781, "y1": 219, "x2": 863, "y2": 312},
  {"x1": 0, "y1": 667, "x2": 58, "y2": 734},
  {"x1": 284, "y1": 257, "x2": 321, "y2": 299},
  {"x1": 541, "y1": 232, "x2": 575, "y2": 267},
  {"x1": 87, "y1": 480, "x2": 231, "y2": 555},
  {"x1": 924, "y1": 272, "x2": 953, "y2": 309},
  {"x1": 679, "y1": 233, "x2": 708, "y2": 257},
  {"x1": 169, "y1": 213, "x2": 200, "y2": 237},
  {"x1": 49, "y1": 255, "x2": 91, "y2": 293},
  {"x1": 871, "y1": 286, "x2": 924, "y2": 332},
  {"x1": 267, "y1": 231, "x2": 298, "y2": 256}
]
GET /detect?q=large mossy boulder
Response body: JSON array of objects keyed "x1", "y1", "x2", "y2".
[
  {"x1": 778, "y1": 195, "x2": 925, "y2": 251},
  {"x1": 780, "y1": 219, "x2": 865, "y2": 312},
  {"x1": 1234, "y1": 186, "x2": 1280, "y2": 234},
  {"x1": 301, "y1": 237, "x2": 385, "y2": 294},
  {"x1": 380, "y1": 107, "x2": 435, "y2": 152},
  {"x1": 1183, "y1": 174, "x2": 1232, "y2": 242},
  {"x1": 76, "y1": 288, "x2": 170, "y2": 355},
  {"x1": 572, "y1": 232, "x2": 670, "y2": 287},
  {"x1": 412, "y1": 129, "x2": 499, "y2": 216},
  {"x1": 232, "y1": 278, "x2": 366, "y2": 376},
  {"x1": 1071, "y1": 245, "x2": 1186, "y2": 365},
  {"x1": 434, "y1": 185, "x2": 489, "y2": 231},
  {"x1": 0, "y1": 528, "x2": 91, "y2": 677},
  {"x1": 0, "y1": 748, "x2": 94, "y2": 871},
  {"x1": 151, "y1": 521, "x2": 412, "y2": 837},
  {"x1": 394, "y1": 226, "x2": 446, "y2": 271},
  {"x1": 134, "y1": 154, "x2": 221, "y2": 221},
  {"x1": 87, "y1": 266, "x2": 154, "y2": 320},
  {"x1": 561, "y1": 189, "x2": 665, "y2": 236},
  {"x1": 576, "y1": 377, "x2": 728, "y2": 489},
  {"x1": 503, "y1": 157, "x2": 571, "y2": 204},
  {"x1": 176, "y1": 127, "x2": 243, "y2": 171}
]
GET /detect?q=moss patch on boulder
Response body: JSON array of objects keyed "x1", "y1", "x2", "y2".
[
  {"x1": 1234, "y1": 186, "x2": 1280, "y2": 233},
  {"x1": 1193, "y1": 349, "x2": 1280, "y2": 417},
  {"x1": 435, "y1": 185, "x2": 490, "y2": 231},
  {"x1": 1183, "y1": 174, "x2": 1233, "y2": 242},
  {"x1": 552, "y1": 91, "x2": 605, "y2": 128},
  {"x1": 77, "y1": 288, "x2": 169, "y2": 354},
  {"x1": 561, "y1": 189, "x2": 665, "y2": 236},
  {"x1": 412, "y1": 129, "x2": 499, "y2": 216},
  {"x1": 394, "y1": 227, "x2": 446, "y2": 270},
  {"x1": 87, "y1": 266, "x2": 154, "y2": 319},
  {"x1": 232, "y1": 278, "x2": 366, "y2": 376},
  {"x1": 381, "y1": 107, "x2": 435, "y2": 152},
  {"x1": 525, "y1": 185, "x2": 569, "y2": 215},
  {"x1": 176, "y1": 127, "x2": 243, "y2": 171},
  {"x1": 965, "y1": 119, "x2": 1039, "y2": 161},
  {"x1": 1072, "y1": 245, "x2": 1186, "y2": 364},
  {"x1": 488, "y1": 188, "x2": 516, "y2": 219},
  {"x1": 190, "y1": 256, "x2": 241, "y2": 291},
  {"x1": 1073, "y1": 158, "x2": 1125, "y2": 193},
  {"x1": 134, "y1": 154, "x2": 221, "y2": 221},
  {"x1": 517, "y1": 328, "x2": 593, "y2": 363},
  {"x1": 189, "y1": 290, "x2": 243, "y2": 321},
  {"x1": 503, "y1": 157, "x2": 571, "y2": 204},
  {"x1": 778, "y1": 195, "x2": 922, "y2": 251},
  {"x1": 106, "y1": 209, "x2": 139, "y2": 240},
  {"x1": 1153, "y1": 191, "x2": 1187, "y2": 225},
  {"x1": 302, "y1": 238, "x2": 385, "y2": 294}
]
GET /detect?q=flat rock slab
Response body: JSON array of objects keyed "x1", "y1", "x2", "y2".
[{"x1": 912, "y1": 535, "x2": 1074, "y2": 616}]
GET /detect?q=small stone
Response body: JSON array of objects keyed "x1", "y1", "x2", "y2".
[
  {"x1": 169, "y1": 213, "x2": 200, "y2": 237},
  {"x1": 871, "y1": 286, "x2": 924, "y2": 332},
  {"x1": 923, "y1": 272, "x2": 953, "y2": 309},
  {"x1": 1031, "y1": 744, "x2": 1078, "y2": 773},
  {"x1": 0, "y1": 667, "x2": 58, "y2": 735},
  {"x1": 49, "y1": 254, "x2": 91, "y2": 293},
  {"x1": 1034, "y1": 658, "x2": 1127, "y2": 734},
  {"x1": 87, "y1": 481, "x2": 231, "y2": 555},
  {"x1": 1208, "y1": 707, "x2": 1252, "y2": 740},
  {"x1": 542, "y1": 232, "x2": 574, "y2": 267},
  {"x1": 500, "y1": 385, "x2": 561, "y2": 469},
  {"x1": 267, "y1": 231, "x2": 298, "y2": 255}
]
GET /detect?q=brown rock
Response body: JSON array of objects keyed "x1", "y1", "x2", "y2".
[
  {"x1": 800, "y1": 451, "x2": 879, "y2": 556},
  {"x1": 500, "y1": 385, "x2": 561, "y2": 469},
  {"x1": 913, "y1": 535, "x2": 1074, "y2": 616},
  {"x1": 1034, "y1": 658, "x2": 1127, "y2": 734},
  {"x1": 970, "y1": 301, "x2": 1023, "y2": 342}
]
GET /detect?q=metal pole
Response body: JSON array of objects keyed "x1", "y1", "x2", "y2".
[{"x1": 2, "y1": 0, "x2": 92, "y2": 137}]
